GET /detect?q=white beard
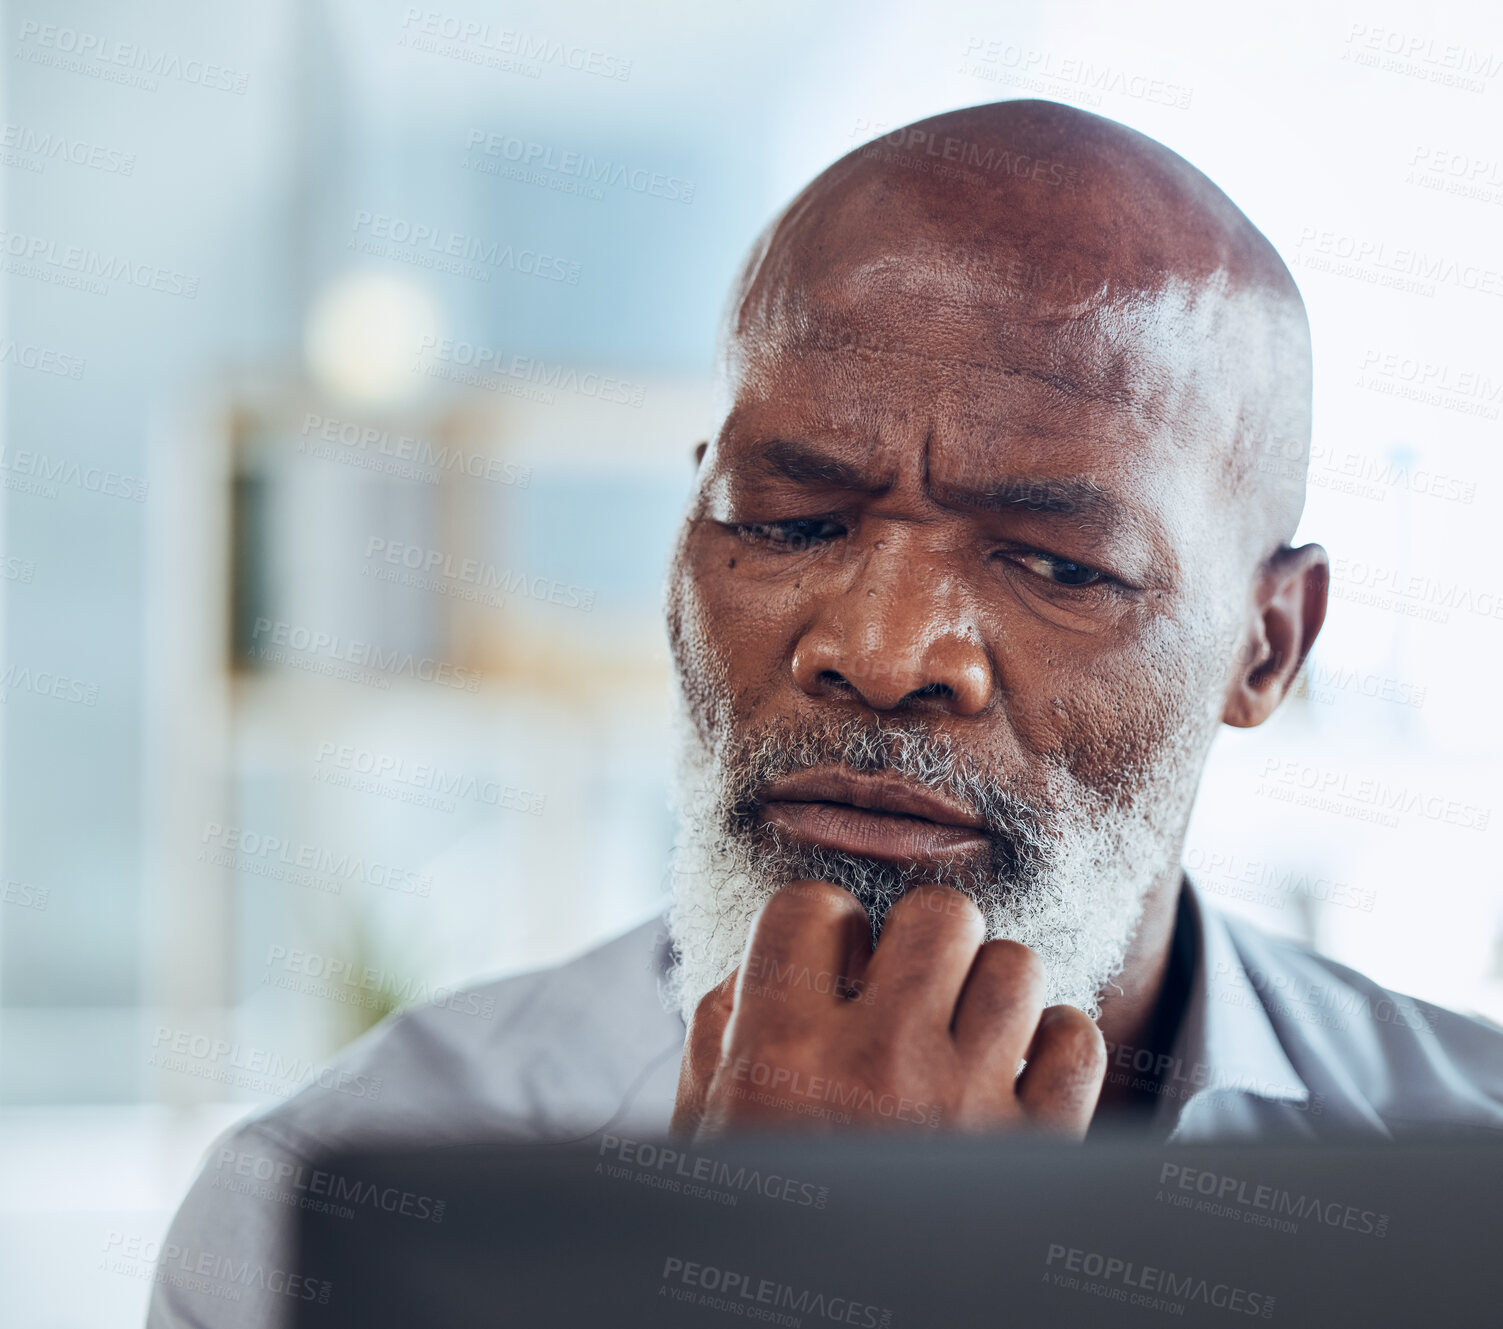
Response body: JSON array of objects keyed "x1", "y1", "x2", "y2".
[{"x1": 662, "y1": 692, "x2": 1199, "y2": 1027}]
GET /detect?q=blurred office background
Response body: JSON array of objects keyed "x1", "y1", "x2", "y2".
[{"x1": 2, "y1": 0, "x2": 1501, "y2": 1322}]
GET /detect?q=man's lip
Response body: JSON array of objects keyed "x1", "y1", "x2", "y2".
[
  {"x1": 755, "y1": 767, "x2": 991, "y2": 863},
  {"x1": 756, "y1": 768, "x2": 989, "y2": 831}
]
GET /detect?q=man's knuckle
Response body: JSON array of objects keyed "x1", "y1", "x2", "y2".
[
  {"x1": 894, "y1": 884, "x2": 983, "y2": 937},
  {"x1": 846, "y1": 1032, "x2": 900, "y2": 1084},
  {"x1": 983, "y1": 939, "x2": 1046, "y2": 989},
  {"x1": 1043, "y1": 1007, "x2": 1106, "y2": 1066},
  {"x1": 768, "y1": 879, "x2": 865, "y2": 923}
]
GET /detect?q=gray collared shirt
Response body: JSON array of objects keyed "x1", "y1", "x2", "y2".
[{"x1": 146, "y1": 880, "x2": 1503, "y2": 1327}]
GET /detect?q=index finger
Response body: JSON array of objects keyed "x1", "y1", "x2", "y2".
[{"x1": 732, "y1": 881, "x2": 872, "y2": 1033}]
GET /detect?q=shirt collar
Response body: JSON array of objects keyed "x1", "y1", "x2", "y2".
[{"x1": 1155, "y1": 878, "x2": 1310, "y2": 1131}]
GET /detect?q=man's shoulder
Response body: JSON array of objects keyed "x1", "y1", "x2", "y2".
[
  {"x1": 149, "y1": 919, "x2": 683, "y2": 1326},
  {"x1": 1220, "y1": 911, "x2": 1503, "y2": 1135},
  {"x1": 242, "y1": 913, "x2": 683, "y2": 1159}
]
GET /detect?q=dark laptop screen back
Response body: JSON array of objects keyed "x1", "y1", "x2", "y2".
[{"x1": 293, "y1": 1134, "x2": 1500, "y2": 1328}]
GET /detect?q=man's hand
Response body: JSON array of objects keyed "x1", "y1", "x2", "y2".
[{"x1": 670, "y1": 881, "x2": 1106, "y2": 1140}]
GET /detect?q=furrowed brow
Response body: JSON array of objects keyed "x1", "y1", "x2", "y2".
[
  {"x1": 746, "y1": 439, "x2": 890, "y2": 494},
  {"x1": 929, "y1": 474, "x2": 1122, "y2": 529}
]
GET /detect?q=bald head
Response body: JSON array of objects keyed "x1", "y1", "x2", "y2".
[{"x1": 718, "y1": 100, "x2": 1312, "y2": 553}]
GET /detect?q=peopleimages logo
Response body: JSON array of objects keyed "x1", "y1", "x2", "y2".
[
  {"x1": 1102, "y1": 1039, "x2": 1327, "y2": 1115},
  {"x1": 463, "y1": 129, "x2": 694, "y2": 202},
  {"x1": 1301, "y1": 444, "x2": 1476, "y2": 506},
  {"x1": 1291, "y1": 227, "x2": 1503, "y2": 299},
  {"x1": 0, "y1": 337, "x2": 86, "y2": 377},
  {"x1": 1215, "y1": 958, "x2": 1436, "y2": 1035},
  {"x1": 0, "y1": 227, "x2": 199, "y2": 298},
  {"x1": 1355, "y1": 348, "x2": 1501, "y2": 421},
  {"x1": 850, "y1": 121, "x2": 1083, "y2": 192},
  {"x1": 1341, "y1": 23, "x2": 1500, "y2": 93},
  {"x1": 199, "y1": 821, "x2": 433, "y2": 897},
  {"x1": 1044, "y1": 1243, "x2": 1275, "y2": 1317},
  {"x1": 210, "y1": 1148, "x2": 445, "y2": 1224},
  {"x1": 1185, "y1": 846, "x2": 1377, "y2": 913},
  {"x1": 148, "y1": 1027, "x2": 383, "y2": 1100},
  {"x1": 2, "y1": 878, "x2": 50, "y2": 911},
  {"x1": 298, "y1": 413, "x2": 532, "y2": 487},
  {"x1": 0, "y1": 664, "x2": 99, "y2": 707},
  {"x1": 1327, "y1": 557, "x2": 1503, "y2": 625},
  {"x1": 596, "y1": 1134, "x2": 830, "y2": 1210},
  {"x1": 312, "y1": 741, "x2": 547, "y2": 816},
  {"x1": 960, "y1": 37, "x2": 1194, "y2": 109},
  {"x1": 364, "y1": 536, "x2": 596, "y2": 613},
  {"x1": 1, "y1": 123, "x2": 136, "y2": 174},
  {"x1": 0, "y1": 446, "x2": 146, "y2": 500},
  {"x1": 15, "y1": 20, "x2": 251, "y2": 94},
  {"x1": 263, "y1": 945, "x2": 495, "y2": 1020},
  {"x1": 1256, "y1": 756, "x2": 1490, "y2": 832},
  {"x1": 398, "y1": 8, "x2": 632, "y2": 81},
  {"x1": 102, "y1": 1233, "x2": 329, "y2": 1306},
  {"x1": 659, "y1": 1257, "x2": 892, "y2": 1327},
  {"x1": 1157, "y1": 1162, "x2": 1389, "y2": 1238},
  {"x1": 349, "y1": 210, "x2": 582, "y2": 285},
  {"x1": 1294, "y1": 661, "x2": 1427, "y2": 709},
  {"x1": 248, "y1": 617, "x2": 483, "y2": 692},
  {"x1": 725, "y1": 1056, "x2": 941, "y2": 1128},
  {"x1": 414, "y1": 334, "x2": 647, "y2": 408}
]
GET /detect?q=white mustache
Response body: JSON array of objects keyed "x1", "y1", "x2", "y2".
[{"x1": 733, "y1": 716, "x2": 1044, "y2": 808}]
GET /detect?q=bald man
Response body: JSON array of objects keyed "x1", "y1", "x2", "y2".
[{"x1": 149, "y1": 101, "x2": 1503, "y2": 1327}]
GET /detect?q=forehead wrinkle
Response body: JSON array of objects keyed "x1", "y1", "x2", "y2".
[
  {"x1": 789, "y1": 334, "x2": 1100, "y2": 412},
  {"x1": 723, "y1": 346, "x2": 1186, "y2": 550},
  {"x1": 724, "y1": 426, "x2": 1166, "y2": 558},
  {"x1": 741, "y1": 273, "x2": 1231, "y2": 435}
]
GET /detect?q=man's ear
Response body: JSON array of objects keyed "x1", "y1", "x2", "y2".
[
  {"x1": 1222, "y1": 543, "x2": 1329, "y2": 728},
  {"x1": 693, "y1": 441, "x2": 708, "y2": 467}
]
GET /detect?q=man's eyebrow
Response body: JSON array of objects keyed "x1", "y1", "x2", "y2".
[
  {"x1": 745, "y1": 439, "x2": 890, "y2": 494},
  {"x1": 928, "y1": 474, "x2": 1122, "y2": 524},
  {"x1": 735, "y1": 443, "x2": 1130, "y2": 533}
]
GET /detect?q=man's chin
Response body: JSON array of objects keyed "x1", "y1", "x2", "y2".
[
  {"x1": 702, "y1": 826, "x2": 1018, "y2": 955},
  {"x1": 666, "y1": 813, "x2": 1150, "y2": 1027}
]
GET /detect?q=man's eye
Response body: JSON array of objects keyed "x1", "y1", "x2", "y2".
[
  {"x1": 1012, "y1": 551, "x2": 1104, "y2": 587},
  {"x1": 737, "y1": 517, "x2": 846, "y2": 547}
]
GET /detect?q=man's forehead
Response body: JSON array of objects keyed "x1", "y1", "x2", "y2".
[
  {"x1": 706, "y1": 101, "x2": 1311, "y2": 564},
  {"x1": 737, "y1": 262, "x2": 1233, "y2": 397},
  {"x1": 714, "y1": 296, "x2": 1223, "y2": 560},
  {"x1": 719, "y1": 289, "x2": 1223, "y2": 483}
]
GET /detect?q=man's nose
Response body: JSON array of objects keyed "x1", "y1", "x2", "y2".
[{"x1": 789, "y1": 541, "x2": 995, "y2": 714}]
